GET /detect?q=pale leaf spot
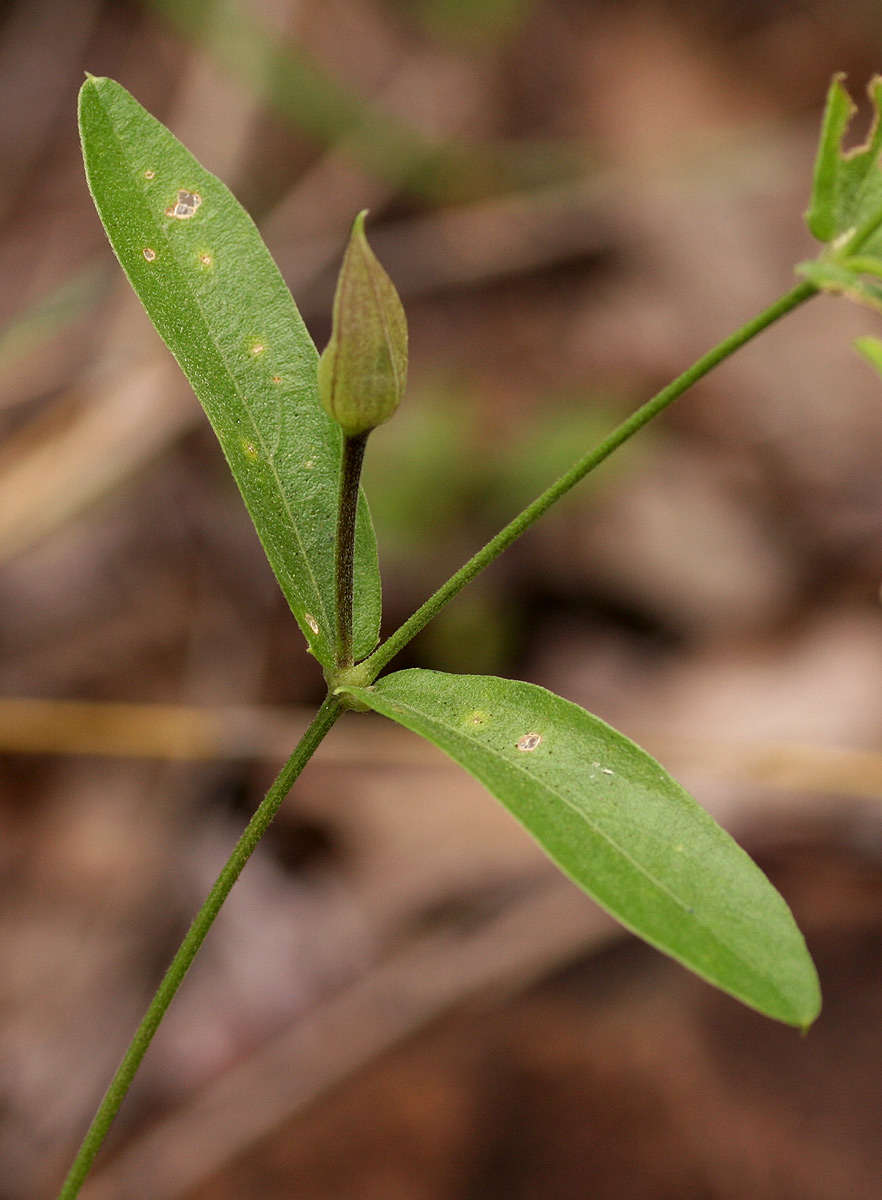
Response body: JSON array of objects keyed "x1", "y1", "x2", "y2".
[
  {"x1": 517, "y1": 732, "x2": 542, "y2": 752},
  {"x1": 305, "y1": 613, "x2": 320, "y2": 635},
  {"x1": 166, "y1": 189, "x2": 202, "y2": 219},
  {"x1": 466, "y1": 709, "x2": 491, "y2": 727},
  {"x1": 304, "y1": 459, "x2": 315, "y2": 469},
  {"x1": 144, "y1": 169, "x2": 155, "y2": 180},
  {"x1": 142, "y1": 247, "x2": 156, "y2": 262},
  {"x1": 241, "y1": 440, "x2": 259, "y2": 462}
]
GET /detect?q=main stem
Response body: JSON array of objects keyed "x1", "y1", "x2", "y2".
[
  {"x1": 361, "y1": 279, "x2": 818, "y2": 679},
  {"x1": 335, "y1": 432, "x2": 369, "y2": 670},
  {"x1": 57, "y1": 694, "x2": 342, "y2": 1200}
]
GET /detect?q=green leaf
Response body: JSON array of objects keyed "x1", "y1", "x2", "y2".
[
  {"x1": 854, "y1": 332, "x2": 882, "y2": 374},
  {"x1": 796, "y1": 257, "x2": 882, "y2": 315},
  {"x1": 339, "y1": 669, "x2": 821, "y2": 1028},
  {"x1": 805, "y1": 74, "x2": 882, "y2": 254},
  {"x1": 78, "y1": 76, "x2": 381, "y2": 667}
]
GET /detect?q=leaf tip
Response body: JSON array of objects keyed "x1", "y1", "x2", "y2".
[{"x1": 799, "y1": 992, "x2": 822, "y2": 1035}]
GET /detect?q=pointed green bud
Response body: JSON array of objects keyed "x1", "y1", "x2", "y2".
[{"x1": 318, "y1": 211, "x2": 408, "y2": 437}]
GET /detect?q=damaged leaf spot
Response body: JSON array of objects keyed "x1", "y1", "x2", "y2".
[
  {"x1": 516, "y1": 732, "x2": 542, "y2": 752},
  {"x1": 304, "y1": 459, "x2": 315, "y2": 469},
  {"x1": 250, "y1": 340, "x2": 266, "y2": 356},
  {"x1": 166, "y1": 189, "x2": 202, "y2": 220},
  {"x1": 242, "y1": 440, "x2": 259, "y2": 461},
  {"x1": 271, "y1": 375, "x2": 282, "y2": 384},
  {"x1": 144, "y1": 169, "x2": 155, "y2": 180},
  {"x1": 305, "y1": 613, "x2": 320, "y2": 635},
  {"x1": 198, "y1": 251, "x2": 213, "y2": 268},
  {"x1": 142, "y1": 247, "x2": 156, "y2": 262}
]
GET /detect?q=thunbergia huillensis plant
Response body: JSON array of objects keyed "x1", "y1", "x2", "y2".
[{"x1": 61, "y1": 71, "x2": 882, "y2": 1195}]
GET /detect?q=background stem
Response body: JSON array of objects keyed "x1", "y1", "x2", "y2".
[
  {"x1": 335, "y1": 432, "x2": 369, "y2": 670},
  {"x1": 361, "y1": 279, "x2": 817, "y2": 678},
  {"x1": 57, "y1": 694, "x2": 342, "y2": 1200}
]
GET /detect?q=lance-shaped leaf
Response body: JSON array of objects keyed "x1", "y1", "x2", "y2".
[
  {"x1": 78, "y1": 76, "x2": 381, "y2": 666},
  {"x1": 339, "y1": 670, "x2": 821, "y2": 1029}
]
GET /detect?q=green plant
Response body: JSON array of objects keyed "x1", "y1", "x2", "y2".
[{"x1": 60, "y1": 70, "x2": 882, "y2": 1197}]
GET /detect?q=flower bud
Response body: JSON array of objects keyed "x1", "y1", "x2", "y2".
[{"x1": 318, "y1": 211, "x2": 408, "y2": 437}]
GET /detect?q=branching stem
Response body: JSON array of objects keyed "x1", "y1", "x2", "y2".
[
  {"x1": 57, "y1": 278, "x2": 820, "y2": 1199},
  {"x1": 360, "y1": 279, "x2": 818, "y2": 679}
]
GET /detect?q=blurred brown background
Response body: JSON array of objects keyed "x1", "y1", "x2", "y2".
[{"x1": 2, "y1": 0, "x2": 882, "y2": 1196}]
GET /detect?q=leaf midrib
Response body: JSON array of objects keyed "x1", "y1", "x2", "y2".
[{"x1": 372, "y1": 687, "x2": 791, "y2": 1006}]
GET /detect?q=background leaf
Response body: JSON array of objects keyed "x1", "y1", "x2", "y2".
[
  {"x1": 805, "y1": 74, "x2": 882, "y2": 254},
  {"x1": 78, "y1": 76, "x2": 381, "y2": 667},
  {"x1": 854, "y1": 332, "x2": 882, "y2": 374},
  {"x1": 340, "y1": 669, "x2": 821, "y2": 1028}
]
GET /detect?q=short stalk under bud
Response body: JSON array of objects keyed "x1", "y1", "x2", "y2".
[{"x1": 334, "y1": 430, "x2": 368, "y2": 670}]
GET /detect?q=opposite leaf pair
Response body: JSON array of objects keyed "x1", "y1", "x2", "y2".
[{"x1": 80, "y1": 75, "x2": 821, "y2": 1030}]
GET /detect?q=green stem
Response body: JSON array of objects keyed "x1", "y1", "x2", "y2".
[
  {"x1": 335, "y1": 432, "x2": 369, "y2": 670},
  {"x1": 360, "y1": 279, "x2": 817, "y2": 680},
  {"x1": 57, "y1": 694, "x2": 342, "y2": 1200}
]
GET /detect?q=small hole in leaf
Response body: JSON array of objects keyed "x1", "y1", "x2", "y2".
[
  {"x1": 517, "y1": 732, "x2": 542, "y2": 752},
  {"x1": 166, "y1": 189, "x2": 202, "y2": 219}
]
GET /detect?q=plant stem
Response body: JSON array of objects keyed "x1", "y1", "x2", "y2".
[
  {"x1": 360, "y1": 279, "x2": 817, "y2": 679},
  {"x1": 335, "y1": 431, "x2": 369, "y2": 670},
  {"x1": 57, "y1": 694, "x2": 342, "y2": 1200}
]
